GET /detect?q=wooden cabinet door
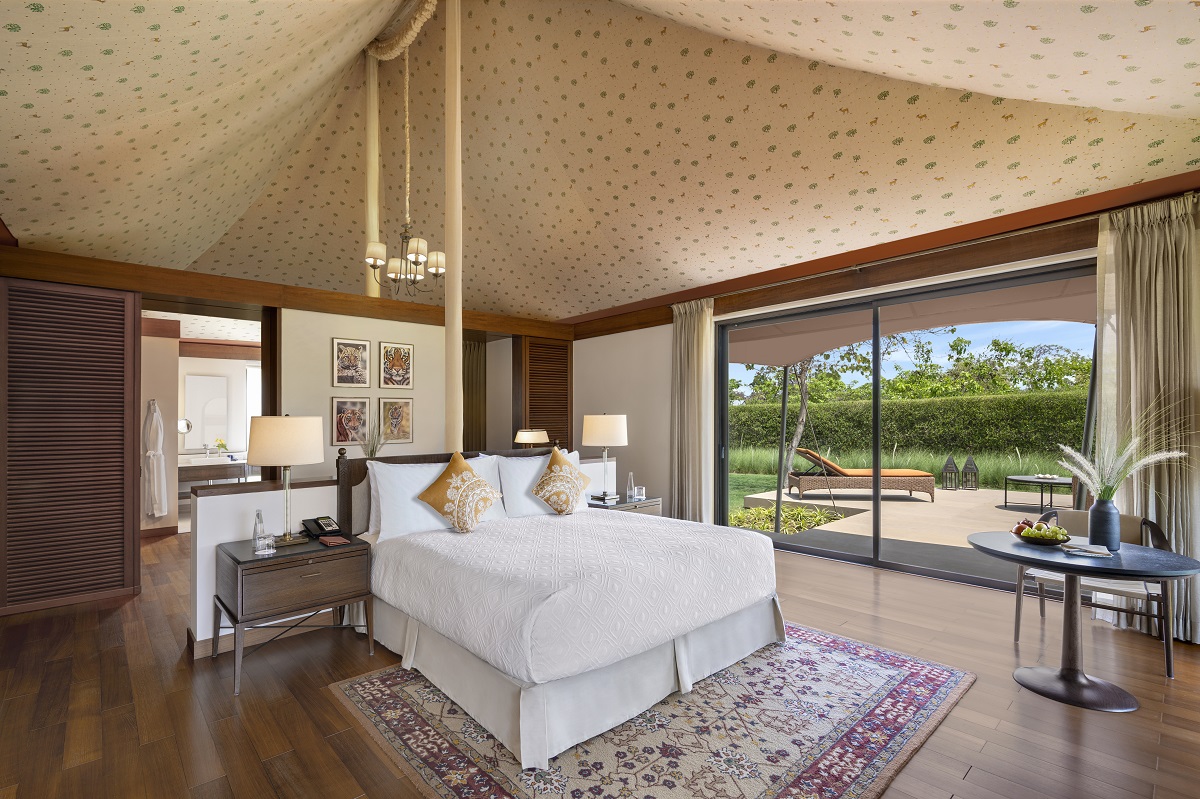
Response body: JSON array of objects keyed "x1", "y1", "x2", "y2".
[
  {"x1": 1, "y1": 278, "x2": 139, "y2": 614},
  {"x1": 512, "y1": 336, "x2": 572, "y2": 451}
]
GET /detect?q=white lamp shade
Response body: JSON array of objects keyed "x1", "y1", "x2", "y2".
[
  {"x1": 514, "y1": 429, "x2": 550, "y2": 444},
  {"x1": 427, "y1": 250, "x2": 446, "y2": 274},
  {"x1": 247, "y1": 416, "x2": 325, "y2": 466},
  {"x1": 406, "y1": 237, "x2": 428, "y2": 263},
  {"x1": 412, "y1": 260, "x2": 425, "y2": 281},
  {"x1": 364, "y1": 241, "x2": 387, "y2": 266},
  {"x1": 582, "y1": 414, "x2": 628, "y2": 447},
  {"x1": 386, "y1": 256, "x2": 405, "y2": 279}
]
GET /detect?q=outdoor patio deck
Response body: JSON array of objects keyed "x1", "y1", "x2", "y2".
[{"x1": 742, "y1": 485, "x2": 1076, "y2": 582}]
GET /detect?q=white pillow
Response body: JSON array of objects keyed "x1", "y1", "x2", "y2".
[
  {"x1": 368, "y1": 454, "x2": 505, "y2": 535},
  {"x1": 370, "y1": 461, "x2": 451, "y2": 540},
  {"x1": 498, "y1": 451, "x2": 587, "y2": 517}
]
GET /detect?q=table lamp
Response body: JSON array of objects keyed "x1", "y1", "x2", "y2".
[
  {"x1": 582, "y1": 414, "x2": 627, "y2": 502},
  {"x1": 248, "y1": 416, "x2": 325, "y2": 546},
  {"x1": 514, "y1": 429, "x2": 550, "y2": 448}
]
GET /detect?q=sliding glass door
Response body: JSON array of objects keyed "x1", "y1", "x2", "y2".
[{"x1": 716, "y1": 261, "x2": 1097, "y2": 587}]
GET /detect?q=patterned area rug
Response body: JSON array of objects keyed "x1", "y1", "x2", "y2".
[{"x1": 332, "y1": 623, "x2": 974, "y2": 799}]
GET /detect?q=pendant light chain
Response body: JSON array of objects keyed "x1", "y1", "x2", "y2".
[{"x1": 404, "y1": 48, "x2": 412, "y2": 228}]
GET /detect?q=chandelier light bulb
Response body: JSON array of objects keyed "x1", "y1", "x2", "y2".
[
  {"x1": 406, "y1": 236, "x2": 429, "y2": 263},
  {"x1": 386, "y1": 256, "x2": 405, "y2": 280},
  {"x1": 365, "y1": 241, "x2": 387, "y2": 266}
]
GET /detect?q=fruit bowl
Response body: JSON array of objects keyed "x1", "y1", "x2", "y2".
[{"x1": 1012, "y1": 531, "x2": 1069, "y2": 546}]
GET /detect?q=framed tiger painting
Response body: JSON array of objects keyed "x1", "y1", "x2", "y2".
[
  {"x1": 379, "y1": 398, "x2": 414, "y2": 444},
  {"x1": 332, "y1": 397, "x2": 369, "y2": 446},
  {"x1": 332, "y1": 338, "x2": 370, "y2": 387},
  {"x1": 380, "y1": 342, "x2": 414, "y2": 389}
]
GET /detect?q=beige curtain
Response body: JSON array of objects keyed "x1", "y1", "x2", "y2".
[
  {"x1": 1096, "y1": 193, "x2": 1199, "y2": 642},
  {"x1": 463, "y1": 340, "x2": 487, "y2": 452},
  {"x1": 669, "y1": 299, "x2": 715, "y2": 523}
]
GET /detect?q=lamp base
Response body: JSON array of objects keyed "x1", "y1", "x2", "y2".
[{"x1": 273, "y1": 531, "x2": 311, "y2": 547}]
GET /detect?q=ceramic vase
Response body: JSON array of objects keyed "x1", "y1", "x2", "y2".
[{"x1": 1088, "y1": 498, "x2": 1121, "y2": 552}]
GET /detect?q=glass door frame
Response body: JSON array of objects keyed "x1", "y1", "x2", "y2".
[{"x1": 715, "y1": 258, "x2": 1097, "y2": 590}]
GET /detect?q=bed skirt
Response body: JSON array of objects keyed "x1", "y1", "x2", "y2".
[{"x1": 367, "y1": 594, "x2": 786, "y2": 770}]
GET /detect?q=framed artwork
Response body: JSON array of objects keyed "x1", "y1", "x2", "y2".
[
  {"x1": 380, "y1": 342, "x2": 415, "y2": 389},
  {"x1": 333, "y1": 338, "x2": 370, "y2": 387},
  {"x1": 380, "y1": 398, "x2": 414, "y2": 444},
  {"x1": 332, "y1": 397, "x2": 369, "y2": 446}
]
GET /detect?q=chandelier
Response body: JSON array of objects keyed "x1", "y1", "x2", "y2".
[{"x1": 364, "y1": 49, "x2": 444, "y2": 297}]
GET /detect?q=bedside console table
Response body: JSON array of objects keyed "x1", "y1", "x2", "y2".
[
  {"x1": 214, "y1": 537, "x2": 373, "y2": 695},
  {"x1": 587, "y1": 497, "x2": 662, "y2": 516}
]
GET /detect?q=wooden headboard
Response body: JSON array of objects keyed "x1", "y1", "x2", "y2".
[{"x1": 334, "y1": 447, "x2": 554, "y2": 533}]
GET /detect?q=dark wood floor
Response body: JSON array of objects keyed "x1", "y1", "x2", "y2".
[{"x1": 1, "y1": 533, "x2": 1197, "y2": 799}]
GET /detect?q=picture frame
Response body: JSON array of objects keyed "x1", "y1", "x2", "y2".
[
  {"x1": 379, "y1": 398, "x2": 414, "y2": 444},
  {"x1": 332, "y1": 397, "x2": 369, "y2": 446},
  {"x1": 379, "y1": 342, "x2": 415, "y2": 389},
  {"x1": 332, "y1": 338, "x2": 370, "y2": 387}
]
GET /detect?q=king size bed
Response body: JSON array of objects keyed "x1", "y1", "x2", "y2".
[{"x1": 335, "y1": 447, "x2": 784, "y2": 771}]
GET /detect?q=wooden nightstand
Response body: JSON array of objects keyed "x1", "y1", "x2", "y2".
[
  {"x1": 213, "y1": 537, "x2": 373, "y2": 694},
  {"x1": 587, "y1": 497, "x2": 662, "y2": 516}
]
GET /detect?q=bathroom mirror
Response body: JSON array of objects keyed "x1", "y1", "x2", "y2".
[{"x1": 183, "y1": 374, "x2": 228, "y2": 451}]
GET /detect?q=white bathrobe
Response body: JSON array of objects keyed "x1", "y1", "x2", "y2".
[{"x1": 143, "y1": 399, "x2": 168, "y2": 518}]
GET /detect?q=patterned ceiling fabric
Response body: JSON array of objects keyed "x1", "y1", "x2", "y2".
[
  {"x1": 141, "y1": 311, "x2": 261, "y2": 342},
  {"x1": 1, "y1": 0, "x2": 403, "y2": 268},
  {"x1": 4, "y1": 1, "x2": 1199, "y2": 320},
  {"x1": 620, "y1": 0, "x2": 1200, "y2": 118},
  {"x1": 196, "y1": 1, "x2": 1196, "y2": 318}
]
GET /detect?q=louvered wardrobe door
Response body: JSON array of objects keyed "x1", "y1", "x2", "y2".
[
  {"x1": 514, "y1": 336, "x2": 572, "y2": 450},
  {"x1": 1, "y1": 278, "x2": 139, "y2": 614}
]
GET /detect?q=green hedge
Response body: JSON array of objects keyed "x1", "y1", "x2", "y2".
[{"x1": 729, "y1": 390, "x2": 1087, "y2": 454}]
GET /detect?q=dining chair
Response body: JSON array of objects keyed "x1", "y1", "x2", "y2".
[{"x1": 1012, "y1": 508, "x2": 1177, "y2": 677}]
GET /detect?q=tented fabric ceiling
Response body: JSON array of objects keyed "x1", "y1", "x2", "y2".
[
  {"x1": 622, "y1": 1, "x2": 1200, "y2": 118},
  {"x1": 141, "y1": 311, "x2": 261, "y2": 343},
  {"x1": 728, "y1": 275, "x2": 1094, "y2": 366},
  {"x1": 2, "y1": 1, "x2": 1197, "y2": 320}
]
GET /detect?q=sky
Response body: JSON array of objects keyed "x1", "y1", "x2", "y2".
[{"x1": 729, "y1": 319, "x2": 1096, "y2": 387}]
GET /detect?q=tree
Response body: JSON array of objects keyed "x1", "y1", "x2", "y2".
[{"x1": 732, "y1": 326, "x2": 1090, "y2": 473}]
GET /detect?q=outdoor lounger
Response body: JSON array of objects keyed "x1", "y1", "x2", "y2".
[{"x1": 788, "y1": 448, "x2": 936, "y2": 502}]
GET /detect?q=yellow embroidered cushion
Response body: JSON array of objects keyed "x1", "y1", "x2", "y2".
[
  {"x1": 417, "y1": 452, "x2": 502, "y2": 533},
  {"x1": 532, "y1": 447, "x2": 591, "y2": 515}
]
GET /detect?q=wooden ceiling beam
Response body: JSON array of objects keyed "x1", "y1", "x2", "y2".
[{"x1": 0, "y1": 247, "x2": 573, "y2": 340}]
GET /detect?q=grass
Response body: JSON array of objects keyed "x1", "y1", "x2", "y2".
[
  {"x1": 729, "y1": 446, "x2": 1070, "y2": 491},
  {"x1": 728, "y1": 472, "x2": 777, "y2": 515}
]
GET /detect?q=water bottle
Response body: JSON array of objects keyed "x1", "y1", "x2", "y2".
[
  {"x1": 253, "y1": 509, "x2": 274, "y2": 555},
  {"x1": 627, "y1": 472, "x2": 635, "y2": 502}
]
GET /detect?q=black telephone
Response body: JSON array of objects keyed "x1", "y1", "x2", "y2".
[{"x1": 301, "y1": 516, "x2": 343, "y2": 537}]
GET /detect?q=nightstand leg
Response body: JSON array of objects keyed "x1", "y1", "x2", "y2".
[
  {"x1": 365, "y1": 597, "x2": 374, "y2": 656},
  {"x1": 233, "y1": 625, "x2": 245, "y2": 696},
  {"x1": 211, "y1": 599, "x2": 221, "y2": 659}
]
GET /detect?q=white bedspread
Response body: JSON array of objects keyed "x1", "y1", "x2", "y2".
[{"x1": 369, "y1": 509, "x2": 776, "y2": 684}]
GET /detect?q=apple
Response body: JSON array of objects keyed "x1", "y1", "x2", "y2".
[{"x1": 1012, "y1": 523, "x2": 1030, "y2": 535}]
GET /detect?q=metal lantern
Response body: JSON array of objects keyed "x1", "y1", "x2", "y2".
[
  {"x1": 941, "y1": 456, "x2": 960, "y2": 491},
  {"x1": 961, "y1": 455, "x2": 979, "y2": 490}
]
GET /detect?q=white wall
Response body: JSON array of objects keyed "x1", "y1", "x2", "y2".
[
  {"x1": 179, "y1": 356, "x2": 257, "y2": 453},
  {"x1": 486, "y1": 337, "x2": 513, "y2": 451},
  {"x1": 281, "y1": 309, "x2": 446, "y2": 479},
  {"x1": 573, "y1": 325, "x2": 673, "y2": 511},
  {"x1": 141, "y1": 335, "x2": 180, "y2": 531}
]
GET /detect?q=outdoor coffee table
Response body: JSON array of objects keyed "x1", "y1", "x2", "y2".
[
  {"x1": 968, "y1": 531, "x2": 1200, "y2": 712},
  {"x1": 1004, "y1": 474, "x2": 1073, "y2": 512}
]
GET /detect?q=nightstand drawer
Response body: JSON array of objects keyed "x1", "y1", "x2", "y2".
[
  {"x1": 241, "y1": 551, "x2": 367, "y2": 618},
  {"x1": 621, "y1": 501, "x2": 661, "y2": 515}
]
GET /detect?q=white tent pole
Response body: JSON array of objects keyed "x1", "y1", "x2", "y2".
[
  {"x1": 443, "y1": 0, "x2": 464, "y2": 450},
  {"x1": 364, "y1": 53, "x2": 382, "y2": 298}
]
